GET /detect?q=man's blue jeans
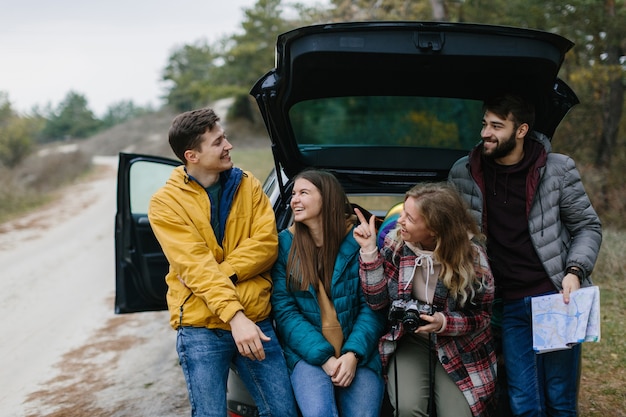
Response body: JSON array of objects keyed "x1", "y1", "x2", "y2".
[
  {"x1": 290, "y1": 359, "x2": 384, "y2": 417},
  {"x1": 503, "y1": 295, "x2": 581, "y2": 417},
  {"x1": 176, "y1": 319, "x2": 297, "y2": 417}
]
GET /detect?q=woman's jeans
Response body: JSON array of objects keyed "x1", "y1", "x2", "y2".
[
  {"x1": 503, "y1": 295, "x2": 581, "y2": 417},
  {"x1": 290, "y1": 359, "x2": 384, "y2": 417},
  {"x1": 176, "y1": 320, "x2": 297, "y2": 417}
]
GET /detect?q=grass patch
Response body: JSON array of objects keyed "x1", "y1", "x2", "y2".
[
  {"x1": 233, "y1": 147, "x2": 274, "y2": 181},
  {"x1": 0, "y1": 186, "x2": 48, "y2": 224},
  {"x1": 578, "y1": 228, "x2": 626, "y2": 416},
  {"x1": 0, "y1": 149, "x2": 92, "y2": 223}
]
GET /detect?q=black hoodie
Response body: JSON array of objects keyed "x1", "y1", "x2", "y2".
[{"x1": 482, "y1": 139, "x2": 555, "y2": 300}]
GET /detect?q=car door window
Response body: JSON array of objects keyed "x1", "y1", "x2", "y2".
[
  {"x1": 116, "y1": 155, "x2": 179, "y2": 313},
  {"x1": 130, "y1": 160, "x2": 176, "y2": 214}
]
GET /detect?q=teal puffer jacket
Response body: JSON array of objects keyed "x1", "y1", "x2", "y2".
[{"x1": 271, "y1": 228, "x2": 386, "y2": 375}]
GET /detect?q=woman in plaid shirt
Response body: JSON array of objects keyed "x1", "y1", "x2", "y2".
[{"x1": 353, "y1": 182, "x2": 497, "y2": 417}]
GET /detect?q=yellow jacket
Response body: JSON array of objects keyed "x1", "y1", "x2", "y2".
[{"x1": 148, "y1": 165, "x2": 278, "y2": 330}]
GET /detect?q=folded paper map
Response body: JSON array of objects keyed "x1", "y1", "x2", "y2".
[{"x1": 531, "y1": 286, "x2": 600, "y2": 353}]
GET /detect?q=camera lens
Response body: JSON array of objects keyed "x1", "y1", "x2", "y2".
[
  {"x1": 402, "y1": 311, "x2": 421, "y2": 332},
  {"x1": 402, "y1": 318, "x2": 419, "y2": 332}
]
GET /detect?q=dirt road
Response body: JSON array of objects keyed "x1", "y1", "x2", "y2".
[{"x1": 0, "y1": 157, "x2": 189, "y2": 417}]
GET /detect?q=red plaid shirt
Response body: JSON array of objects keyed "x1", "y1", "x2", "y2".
[{"x1": 359, "y1": 237, "x2": 497, "y2": 417}]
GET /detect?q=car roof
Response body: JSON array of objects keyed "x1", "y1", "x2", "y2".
[{"x1": 251, "y1": 21, "x2": 578, "y2": 193}]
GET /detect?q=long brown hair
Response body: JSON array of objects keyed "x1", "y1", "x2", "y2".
[
  {"x1": 390, "y1": 182, "x2": 486, "y2": 306},
  {"x1": 286, "y1": 170, "x2": 354, "y2": 292}
]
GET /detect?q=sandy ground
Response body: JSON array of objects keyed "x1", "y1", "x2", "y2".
[{"x1": 0, "y1": 157, "x2": 189, "y2": 417}]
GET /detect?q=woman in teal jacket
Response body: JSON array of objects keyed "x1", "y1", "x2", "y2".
[{"x1": 271, "y1": 169, "x2": 386, "y2": 417}]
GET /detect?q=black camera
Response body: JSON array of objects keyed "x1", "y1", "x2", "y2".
[{"x1": 388, "y1": 299, "x2": 434, "y2": 333}]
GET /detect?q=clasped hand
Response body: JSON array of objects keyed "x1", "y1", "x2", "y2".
[{"x1": 322, "y1": 353, "x2": 358, "y2": 387}]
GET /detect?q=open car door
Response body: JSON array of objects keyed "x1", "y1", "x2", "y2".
[{"x1": 114, "y1": 152, "x2": 181, "y2": 313}]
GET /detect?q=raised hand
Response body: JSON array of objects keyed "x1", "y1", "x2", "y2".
[{"x1": 353, "y1": 207, "x2": 377, "y2": 252}]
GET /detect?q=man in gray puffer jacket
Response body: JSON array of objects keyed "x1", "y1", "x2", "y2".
[{"x1": 449, "y1": 94, "x2": 602, "y2": 417}]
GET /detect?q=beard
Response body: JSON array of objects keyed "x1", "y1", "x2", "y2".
[{"x1": 482, "y1": 130, "x2": 517, "y2": 161}]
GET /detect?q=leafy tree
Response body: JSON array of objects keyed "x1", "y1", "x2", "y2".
[
  {"x1": 0, "y1": 92, "x2": 13, "y2": 123},
  {"x1": 224, "y1": 0, "x2": 297, "y2": 89},
  {"x1": 101, "y1": 100, "x2": 151, "y2": 128},
  {"x1": 0, "y1": 116, "x2": 37, "y2": 168},
  {"x1": 328, "y1": 0, "x2": 432, "y2": 20},
  {"x1": 0, "y1": 95, "x2": 42, "y2": 168},
  {"x1": 42, "y1": 91, "x2": 101, "y2": 141},
  {"x1": 161, "y1": 0, "x2": 323, "y2": 115},
  {"x1": 222, "y1": 0, "x2": 304, "y2": 119},
  {"x1": 540, "y1": 0, "x2": 625, "y2": 169},
  {"x1": 162, "y1": 41, "x2": 226, "y2": 111}
]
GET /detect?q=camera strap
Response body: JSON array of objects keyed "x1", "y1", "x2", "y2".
[
  {"x1": 391, "y1": 328, "x2": 400, "y2": 417},
  {"x1": 427, "y1": 333, "x2": 437, "y2": 417},
  {"x1": 391, "y1": 332, "x2": 438, "y2": 417}
]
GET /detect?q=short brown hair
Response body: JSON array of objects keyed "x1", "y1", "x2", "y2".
[
  {"x1": 483, "y1": 94, "x2": 535, "y2": 132},
  {"x1": 168, "y1": 108, "x2": 221, "y2": 163}
]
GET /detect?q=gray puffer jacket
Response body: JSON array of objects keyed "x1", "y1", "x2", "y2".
[{"x1": 448, "y1": 132, "x2": 602, "y2": 290}]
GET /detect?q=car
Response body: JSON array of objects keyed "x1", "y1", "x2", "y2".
[{"x1": 115, "y1": 21, "x2": 579, "y2": 417}]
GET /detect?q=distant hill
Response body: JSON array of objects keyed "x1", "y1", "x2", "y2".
[
  {"x1": 81, "y1": 108, "x2": 177, "y2": 159},
  {"x1": 79, "y1": 100, "x2": 270, "y2": 161}
]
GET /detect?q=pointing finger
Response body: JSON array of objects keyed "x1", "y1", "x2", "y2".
[{"x1": 354, "y1": 207, "x2": 367, "y2": 224}]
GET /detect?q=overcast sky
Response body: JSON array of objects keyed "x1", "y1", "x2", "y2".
[{"x1": 0, "y1": 0, "x2": 325, "y2": 116}]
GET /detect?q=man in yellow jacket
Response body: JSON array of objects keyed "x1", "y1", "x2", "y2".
[{"x1": 148, "y1": 107, "x2": 297, "y2": 417}]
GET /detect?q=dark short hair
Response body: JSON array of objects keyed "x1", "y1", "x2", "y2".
[
  {"x1": 483, "y1": 94, "x2": 535, "y2": 131},
  {"x1": 168, "y1": 108, "x2": 221, "y2": 163}
]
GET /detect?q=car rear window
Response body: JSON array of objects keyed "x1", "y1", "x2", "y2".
[{"x1": 289, "y1": 96, "x2": 483, "y2": 151}]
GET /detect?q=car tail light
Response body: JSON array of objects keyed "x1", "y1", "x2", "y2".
[{"x1": 227, "y1": 400, "x2": 258, "y2": 417}]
